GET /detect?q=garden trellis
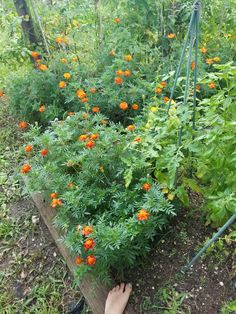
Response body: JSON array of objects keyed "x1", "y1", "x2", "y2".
[{"x1": 166, "y1": 0, "x2": 236, "y2": 272}]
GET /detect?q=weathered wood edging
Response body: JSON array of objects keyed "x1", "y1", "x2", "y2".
[{"x1": 29, "y1": 190, "x2": 136, "y2": 314}]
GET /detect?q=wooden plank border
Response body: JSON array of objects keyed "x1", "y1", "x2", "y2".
[{"x1": 29, "y1": 190, "x2": 136, "y2": 314}]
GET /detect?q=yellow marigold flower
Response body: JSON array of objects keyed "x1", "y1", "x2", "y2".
[
  {"x1": 213, "y1": 57, "x2": 221, "y2": 62},
  {"x1": 167, "y1": 33, "x2": 176, "y2": 39},
  {"x1": 155, "y1": 87, "x2": 162, "y2": 94},
  {"x1": 72, "y1": 56, "x2": 78, "y2": 62},
  {"x1": 124, "y1": 54, "x2": 132, "y2": 61},
  {"x1": 109, "y1": 50, "x2": 116, "y2": 56},
  {"x1": 59, "y1": 81, "x2": 66, "y2": 88},
  {"x1": 63, "y1": 73, "x2": 71, "y2": 79},
  {"x1": 200, "y1": 47, "x2": 207, "y2": 54},
  {"x1": 206, "y1": 58, "x2": 213, "y2": 65},
  {"x1": 60, "y1": 58, "x2": 67, "y2": 64},
  {"x1": 208, "y1": 82, "x2": 216, "y2": 89}
]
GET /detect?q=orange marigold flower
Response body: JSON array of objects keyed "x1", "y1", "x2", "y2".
[
  {"x1": 133, "y1": 137, "x2": 142, "y2": 143},
  {"x1": 196, "y1": 85, "x2": 201, "y2": 91},
  {"x1": 41, "y1": 148, "x2": 48, "y2": 157},
  {"x1": 86, "y1": 254, "x2": 96, "y2": 266},
  {"x1": 92, "y1": 107, "x2": 100, "y2": 113},
  {"x1": 115, "y1": 77, "x2": 123, "y2": 85},
  {"x1": 206, "y1": 58, "x2": 213, "y2": 65},
  {"x1": 81, "y1": 97, "x2": 88, "y2": 103},
  {"x1": 213, "y1": 57, "x2": 221, "y2": 62},
  {"x1": 63, "y1": 73, "x2": 71, "y2": 79},
  {"x1": 160, "y1": 81, "x2": 167, "y2": 87},
  {"x1": 83, "y1": 238, "x2": 95, "y2": 250},
  {"x1": 90, "y1": 133, "x2": 99, "y2": 140},
  {"x1": 137, "y1": 209, "x2": 150, "y2": 221},
  {"x1": 76, "y1": 89, "x2": 86, "y2": 99},
  {"x1": 200, "y1": 47, "x2": 207, "y2": 54},
  {"x1": 126, "y1": 124, "x2": 135, "y2": 131},
  {"x1": 51, "y1": 198, "x2": 62, "y2": 208},
  {"x1": 85, "y1": 140, "x2": 95, "y2": 149},
  {"x1": 21, "y1": 164, "x2": 31, "y2": 174},
  {"x1": 119, "y1": 102, "x2": 128, "y2": 110},
  {"x1": 90, "y1": 87, "x2": 97, "y2": 93},
  {"x1": 132, "y1": 103, "x2": 139, "y2": 110},
  {"x1": 155, "y1": 87, "x2": 162, "y2": 94},
  {"x1": 0, "y1": 90, "x2": 4, "y2": 97},
  {"x1": 164, "y1": 96, "x2": 170, "y2": 103},
  {"x1": 50, "y1": 192, "x2": 58, "y2": 199},
  {"x1": 75, "y1": 256, "x2": 83, "y2": 265},
  {"x1": 68, "y1": 111, "x2": 75, "y2": 116},
  {"x1": 31, "y1": 51, "x2": 39, "y2": 58},
  {"x1": 19, "y1": 121, "x2": 28, "y2": 129},
  {"x1": 142, "y1": 182, "x2": 152, "y2": 191},
  {"x1": 25, "y1": 145, "x2": 32, "y2": 153},
  {"x1": 59, "y1": 81, "x2": 66, "y2": 89},
  {"x1": 38, "y1": 64, "x2": 48, "y2": 71},
  {"x1": 79, "y1": 134, "x2": 88, "y2": 141},
  {"x1": 114, "y1": 17, "x2": 121, "y2": 24},
  {"x1": 116, "y1": 70, "x2": 124, "y2": 76},
  {"x1": 109, "y1": 50, "x2": 116, "y2": 56},
  {"x1": 39, "y1": 105, "x2": 45, "y2": 113},
  {"x1": 67, "y1": 182, "x2": 74, "y2": 188},
  {"x1": 191, "y1": 61, "x2": 195, "y2": 70},
  {"x1": 55, "y1": 37, "x2": 65, "y2": 44},
  {"x1": 82, "y1": 226, "x2": 94, "y2": 236},
  {"x1": 72, "y1": 56, "x2": 78, "y2": 62},
  {"x1": 208, "y1": 82, "x2": 216, "y2": 89},
  {"x1": 124, "y1": 54, "x2": 132, "y2": 61},
  {"x1": 60, "y1": 58, "x2": 67, "y2": 63},
  {"x1": 124, "y1": 70, "x2": 132, "y2": 77},
  {"x1": 167, "y1": 33, "x2": 176, "y2": 39}
]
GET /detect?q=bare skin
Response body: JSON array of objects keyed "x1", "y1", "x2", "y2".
[{"x1": 105, "y1": 283, "x2": 132, "y2": 314}]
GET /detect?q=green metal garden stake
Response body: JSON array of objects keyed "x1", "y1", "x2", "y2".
[{"x1": 181, "y1": 213, "x2": 236, "y2": 273}]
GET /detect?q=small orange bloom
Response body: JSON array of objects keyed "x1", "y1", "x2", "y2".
[
  {"x1": 208, "y1": 82, "x2": 216, "y2": 89},
  {"x1": 191, "y1": 61, "x2": 195, "y2": 70},
  {"x1": 90, "y1": 133, "x2": 99, "y2": 140},
  {"x1": 41, "y1": 148, "x2": 48, "y2": 157},
  {"x1": 55, "y1": 37, "x2": 67, "y2": 44},
  {"x1": 35, "y1": 59, "x2": 41, "y2": 63},
  {"x1": 124, "y1": 70, "x2": 132, "y2": 77},
  {"x1": 81, "y1": 97, "x2": 88, "y2": 103},
  {"x1": 213, "y1": 57, "x2": 221, "y2": 62},
  {"x1": 116, "y1": 70, "x2": 124, "y2": 76},
  {"x1": 160, "y1": 81, "x2": 167, "y2": 88},
  {"x1": 114, "y1": 17, "x2": 121, "y2": 23},
  {"x1": 92, "y1": 107, "x2": 100, "y2": 113},
  {"x1": 196, "y1": 85, "x2": 201, "y2": 91},
  {"x1": 115, "y1": 77, "x2": 123, "y2": 85},
  {"x1": 50, "y1": 192, "x2": 58, "y2": 199},
  {"x1": 31, "y1": 51, "x2": 39, "y2": 58},
  {"x1": 132, "y1": 104, "x2": 139, "y2": 110},
  {"x1": 67, "y1": 182, "x2": 74, "y2": 188},
  {"x1": 19, "y1": 121, "x2": 28, "y2": 129},
  {"x1": 83, "y1": 238, "x2": 95, "y2": 250},
  {"x1": 167, "y1": 33, "x2": 176, "y2": 39},
  {"x1": 86, "y1": 255, "x2": 96, "y2": 266},
  {"x1": 60, "y1": 58, "x2": 67, "y2": 63},
  {"x1": 82, "y1": 226, "x2": 94, "y2": 236},
  {"x1": 68, "y1": 111, "x2": 75, "y2": 116},
  {"x1": 59, "y1": 81, "x2": 66, "y2": 89},
  {"x1": 142, "y1": 182, "x2": 151, "y2": 191},
  {"x1": 38, "y1": 64, "x2": 48, "y2": 71},
  {"x1": 79, "y1": 134, "x2": 88, "y2": 141},
  {"x1": 137, "y1": 209, "x2": 150, "y2": 221},
  {"x1": 25, "y1": 145, "x2": 32, "y2": 153},
  {"x1": 0, "y1": 90, "x2": 4, "y2": 97},
  {"x1": 72, "y1": 56, "x2": 78, "y2": 62},
  {"x1": 75, "y1": 256, "x2": 83, "y2": 265},
  {"x1": 85, "y1": 140, "x2": 95, "y2": 149},
  {"x1": 124, "y1": 54, "x2": 132, "y2": 61},
  {"x1": 133, "y1": 137, "x2": 142, "y2": 143},
  {"x1": 76, "y1": 89, "x2": 86, "y2": 99},
  {"x1": 155, "y1": 87, "x2": 162, "y2": 94},
  {"x1": 119, "y1": 102, "x2": 128, "y2": 110},
  {"x1": 200, "y1": 47, "x2": 207, "y2": 54},
  {"x1": 63, "y1": 73, "x2": 71, "y2": 79},
  {"x1": 90, "y1": 87, "x2": 97, "y2": 93},
  {"x1": 39, "y1": 105, "x2": 45, "y2": 112},
  {"x1": 164, "y1": 96, "x2": 170, "y2": 103},
  {"x1": 21, "y1": 164, "x2": 31, "y2": 174},
  {"x1": 109, "y1": 50, "x2": 116, "y2": 56},
  {"x1": 126, "y1": 124, "x2": 135, "y2": 131},
  {"x1": 206, "y1": 58, "x2": 213, "y2": 65},
  {"x1": 51, "y1": 198, "x2": 62, "y2": 208}
]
